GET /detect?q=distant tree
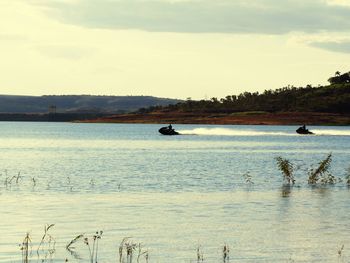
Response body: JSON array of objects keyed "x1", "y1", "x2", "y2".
[
  {"x1": 138, "y1": 72, "x2": 350, "y2": 114},
  {"x1": 335, "y1": 71, "x2": 341, "y2": 76},
  {"x1": 328, "y1": 72, "x2": 350, "y2": 84}
]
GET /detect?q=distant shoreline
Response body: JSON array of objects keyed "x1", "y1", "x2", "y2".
[
  {"x1": 78, "y1": 111, "x2": 350, "y2": 126},
  {"x1": 0, "y1": 113, "x2": 111, "y2": 122},
  {"x1": 0, "y1": 112, "x2": 349, "y2": 125}
]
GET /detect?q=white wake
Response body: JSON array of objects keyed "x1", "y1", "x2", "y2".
[
  {"x1": 312, "y1": 129, "x2": 350, "y2": 136},
  {"x1": 178, "y1": 128, "x2": 350, "y2": 136},
  {"x1": 178, "y1": 128, "x2": 292, "y2": 136}
]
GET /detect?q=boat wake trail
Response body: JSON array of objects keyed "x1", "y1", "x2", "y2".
[
  {"x1": 312, "y1": 129, "x2": 350, "y2": 136},
  {"x1": 178, "y1": 128, "x2": 292, "y2": 136},
  {"x1": 178, "y1": 128, "x2": 350, "y2": 136}
]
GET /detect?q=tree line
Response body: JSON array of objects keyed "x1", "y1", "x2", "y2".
[{"x1": 137, "y1": 73, "x2": 350, "y2": 114}]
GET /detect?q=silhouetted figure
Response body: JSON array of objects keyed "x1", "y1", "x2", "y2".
[
  {"x1": 159, "y1": 124, "x2": 179, "y2": 135},
  {"x1": 296, "y1": 124, "x2": 314, "y2": 135}
]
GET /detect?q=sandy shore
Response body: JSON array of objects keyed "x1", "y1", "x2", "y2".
[{"x1": 79, "y1": 111, "x2": 350, "y2": 125}]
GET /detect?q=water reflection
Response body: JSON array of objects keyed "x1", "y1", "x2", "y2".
[
  {"x1": 0, "y1": 123, "x2": 349, "y2": 262},
  {"x1": 281, "y1": 184, "x2": 293, "y2": 198},
  {"x1": 310, "y1": 185, "x2": 332, "y2": 197}
]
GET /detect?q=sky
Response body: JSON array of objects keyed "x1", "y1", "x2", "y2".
[{"x1": 1, "y1": 0, "x2": 350, "y2": 100}]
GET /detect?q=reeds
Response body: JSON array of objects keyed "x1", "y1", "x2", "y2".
[
  {"x1": 116, "y1": 238, "x2": 150, "y2": 263},
  {"x1": 223, "y1": 244, "x2": 230, "y2": 263},
  {"x1": 3, "y1": 170, "x2": 22, "y2": 188},
  {"x1": 274, "y1": 153, "x2": 349, "y2": 186},
  {"x1": 338, "y1": 244, "x2": 345, "y2": 257},
  {"x1": 308, "y1": 153, "x2": 334, "y2": 184},
  {"x1": 37, "y1": 224, "x2": 56, "y2": 260},
  {"x1": 275, "y1": 157, "x2": 295, "y2": 184},
  {"x1": 84, "y1": 231, "x2": 103, "y2": 263},
  {"x1": 18, "y1": 229, "x2": 349, "y2": 262},
  {"x1": 66, "y1": 234, "x2": 84, "y2": 259},
  {"x1": 37, "y1": 224, "x2": 55, "y2": 253},
  {"x1": 66, "y1": 234, "x2": 84, "y2": 251},
  {"x1": 346, "y1": 167, "x2": 350, "y2": 185},
  {"x1": 242, "y1": 172, "x2": 253, "y2": 185},
  {"x1": 19, "y1": 225, "x2": 56, "y2": 263},
  {"x1": 196, "y1": 244, "x2": 229, "y2": 262},
  {"x1": 0, "y1": 169, "x2": 103, "y2": 193},
  {"x1": 119, "y1": 237, "x2": 130, "y2": 263},
  {"x1": 136, "y1": 243, "x2": 148, "y2": 263},
  {"x1": 196, "y1": 245, "x2": 204, "y2": 263},
  {"x1": 20, "y1": 233, "x2": 31, "y2": 263}
]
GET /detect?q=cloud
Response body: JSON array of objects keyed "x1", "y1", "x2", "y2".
[
  {"x1": 288, "y1": 32, "x2": 350, "y2": 53},
  {"x1": 35, "y1": 45, "x2": 95, "y2": 60},
  {"x1": 310, "y1": 41, "x2": 350, "y2": 53},
  {"x1": 31, "y1": 0, "x2": 350, "y2": 34},
  {"x1": 327, "y1": 0, "x2": 350, "y2": 7},
  {"x1": 0, "y1": 33, "x2": 27, "y2": 41}
]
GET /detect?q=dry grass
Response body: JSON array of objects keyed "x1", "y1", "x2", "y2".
[
  {"x1": 242, "y1": 172, "x2": 254, "y2": 185},
  {"x1": 223, "y1": 244, "x2": 230, "y2": 263},
  {"x1": 37, "y1": 224, "x2": 56, "y2": 260},
  {"x1": 20, "y1": 233, "x2": 31, "y2": 263},
  {"x1": 196, "y1": 245, "x2": 204, "y2": 262},
  {"x1": 346, "y1": 167, "x2": 350, "y2": 185},
  {"x1": 308, "y1": 153, "x2": 335, "y2": 184},
  {"x1": 275, "y1": 157, "x2": 295, "y2": 184},
  {"x1": 18, "y1": 230, "x2": 349, "y2": 262}
]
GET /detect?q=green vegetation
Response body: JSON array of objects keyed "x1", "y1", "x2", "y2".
[
  {"x1": 18, "y1": 229, "x2": 345, "y2": 262},
  {"x1": 138, "y1": 73, "x2": 350, "y2": 114},
  {"x1": 222, "y1": 244, "x2": 229, "y2": 263},
  {"x1": 84, "y1": 231, "x2": 103, "y2": 263},
  {"x1": 242, "y1": 171, "x2": 254, "y2": 185},
  {"x1": 20, "y1": 225, "x2": 56, "y2": 263},
  {"x1": 1, "y1": 72, "x2": 349, "y2": 116},
  {"x1": 20, "y1": 233, "x2": 31, "y2": 263},
  {"x1": 346, "y1": 167, "x2": 350, "y2": 185},
  {"x1": 328, "y1": 71, "x2": 350, "y2": 85},
  {"x1": 37, "y1": 224, "x2": 56, "y2": 258},
  {"x1": 11, "y1": 155, "x2": 350, "y2": 262},
  {"x1": 275, "y1": 157, "x2": 295, "y2": 184},
  {"x1": 275, "y1": 153, "x2": 339, "y2": 185},
  {"x1": 308, "y1": 153, "x2": 335, "y2": 184},
  {"x1": 0, "y1": 95, "x2": 181, "y2": 114}
]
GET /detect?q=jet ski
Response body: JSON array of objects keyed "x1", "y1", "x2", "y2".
[
  {"x1": 158, "y1": 126, "x2": 179, "y2": 135},
  {"x1": 296, "y1": 126, "x2": 314, "y2": 135}
]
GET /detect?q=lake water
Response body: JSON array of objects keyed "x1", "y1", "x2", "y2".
[{"x1": 0, "y1": 122, "x2": 350, "y2": 262}]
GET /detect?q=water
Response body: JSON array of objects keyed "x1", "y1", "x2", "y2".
[{"x1": 0, "y1": 122, "x2": 349, "y2": 262}]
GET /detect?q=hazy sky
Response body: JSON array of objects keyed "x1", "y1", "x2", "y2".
[{"x1": 1, "y1": 0, "x2": 350, "y2": 99}]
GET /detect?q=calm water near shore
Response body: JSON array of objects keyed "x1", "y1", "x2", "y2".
[{"x1": 0, "y1": 122, "x2": 350, "y2": 262}]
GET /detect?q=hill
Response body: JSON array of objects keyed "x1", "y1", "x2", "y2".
[
  {"x1": 0, "y1": 95, "x2": 182, "y2": 114},
  {"x1": 87, "y1": 82, "x2": 350, "y2": 125},
  {"x1": 136, "y1": 83, "x2": 350, "y2": 115},
  {"x1": 84, "y1": 111, "x2": 350, "y2": 125}
]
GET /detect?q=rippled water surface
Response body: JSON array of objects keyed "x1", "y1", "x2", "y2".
[{"x1": 0, "y1": 122, "x2": 350, "y2": 262}]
